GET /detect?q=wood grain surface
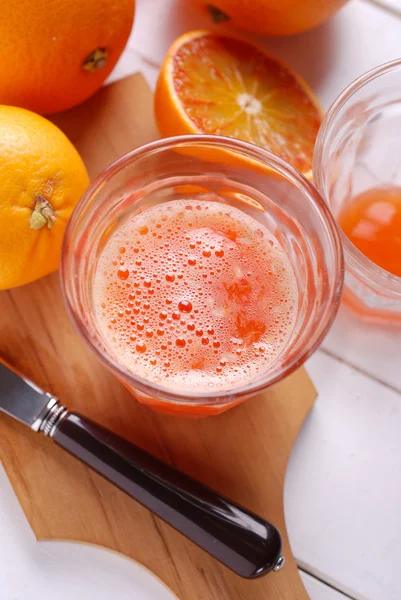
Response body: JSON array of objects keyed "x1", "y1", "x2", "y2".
[{"x1": 0, "y1": 73, "x2": 316, "y2": 599}]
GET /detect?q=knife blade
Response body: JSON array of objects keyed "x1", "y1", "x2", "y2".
[
  {"x1": 0, "y1": 361, "x2": 57, "y2": 431},
  {"x1": 0, "y1": 359, "x2": 284, "y2": 578}
]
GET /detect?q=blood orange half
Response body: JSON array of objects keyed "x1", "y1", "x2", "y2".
[{"x1": 155, "y1": 31, "x2": 322, "y2": 177}]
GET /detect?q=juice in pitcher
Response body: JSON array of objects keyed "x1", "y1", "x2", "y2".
[
  {"x1": 313, "y1": 59, "x2": 401, "y2": 321},
  {"x1": 338, "y1": 187, "x2": 401, "y2": 278}
]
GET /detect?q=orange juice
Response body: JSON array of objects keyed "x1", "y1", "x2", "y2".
[
  {"x1": 338, "y1": 187, "x2": 401, "y2": 278},
  {"x1": 93, "y1": 200, "x2": 298, "y2": 402}
]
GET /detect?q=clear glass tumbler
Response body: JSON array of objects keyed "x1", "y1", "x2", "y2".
[
  {"x1": 314, "y1": 59, "x2": 401, "y2": 322},
  {"x1": 61, "y1": 135, "x2": 343, "y2": 417}
]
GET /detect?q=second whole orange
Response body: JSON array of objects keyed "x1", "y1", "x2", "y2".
[
  {"x1": 196, "y1": 0, "x2": 348, "y2": 36},
  {"x1": 0, "y1": 0, "x2": 135, "y2": 114}
]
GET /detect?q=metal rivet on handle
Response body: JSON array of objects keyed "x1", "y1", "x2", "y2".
[{"x1": 273, "y1": 556, "x2": 285, "y2": 572}]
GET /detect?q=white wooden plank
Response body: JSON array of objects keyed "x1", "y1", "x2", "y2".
[
  {"x1": 285, "y1": 351, "x2": 401, "y2": 600},
  {"x1": 301, "y1": 571, "x2": 354, "y2": 600},
  {"x1": 323, "y1": 305, "x2": 401, "y2": 393},
  {"x1": 107, "y1": 46, "x2": 159, "y2": 89},
  {"x1": 366, "y1": 0, "x2": 401, "y2": 18}
]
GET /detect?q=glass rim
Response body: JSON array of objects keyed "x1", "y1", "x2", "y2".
[
  {"x1": 61, "y1": 133, "x2": 344, "y2": 405},
  {"x1": 313, "y1": 58, "x2": 401, "y2": 294}
]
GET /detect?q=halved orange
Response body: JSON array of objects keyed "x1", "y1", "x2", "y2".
[{"x1": 155, "y1": 31, "x2": 323, "y2": 177}]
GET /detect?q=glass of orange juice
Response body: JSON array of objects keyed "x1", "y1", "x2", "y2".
[
  {"x1": 314, "y1": 59, "x2": 401, "y2": 322},
  {"x1": 61, "y1": 135, "x2": 343, "y2": 417}
]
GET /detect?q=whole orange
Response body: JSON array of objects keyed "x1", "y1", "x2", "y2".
[
  {"x1": 0, "y1": 0, "x2": 135, "y2": 114},
  {"x1": 197, "y1": 0, "x2": 348, "y2": 36},
  {"x1": 0, "y1": 106, "x2": 90, "y2": 290}
]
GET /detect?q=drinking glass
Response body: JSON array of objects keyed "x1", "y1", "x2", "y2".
[
  {"x1": 314, "y1": 59, "x2": 401, "y2": 322},
  {"x1": 61, "y1": 135, "x2": 343, "y2": 416}
]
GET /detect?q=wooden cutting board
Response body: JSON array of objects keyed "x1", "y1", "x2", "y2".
[{"x1": 0, "y1": 73, "x2": 316, "y2": 600}]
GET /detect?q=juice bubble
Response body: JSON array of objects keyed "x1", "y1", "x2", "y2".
[
  {"x1": 117, "y1": 268, "x2": 129, "y2": 280},
  {"x1": 178, "y1": 300, "x2": 192, "y2": 313}
]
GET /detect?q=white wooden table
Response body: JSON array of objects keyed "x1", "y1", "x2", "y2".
[{"x1": 1, "y1": 1, "x2": 401, "y2": 598}]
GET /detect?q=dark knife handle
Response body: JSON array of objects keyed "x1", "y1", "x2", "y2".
[{"x1": 52, "y1": 411, "x2": 283, "y2": 578}]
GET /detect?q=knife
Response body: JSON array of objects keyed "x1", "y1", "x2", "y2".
[{"x1": 0, "y1": 360, "x2": 285, "y2": 578}]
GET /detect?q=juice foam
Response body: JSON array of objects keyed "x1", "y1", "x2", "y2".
[{"x1": 93, "y1": 200, "x2": 298, "y2": 392}]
